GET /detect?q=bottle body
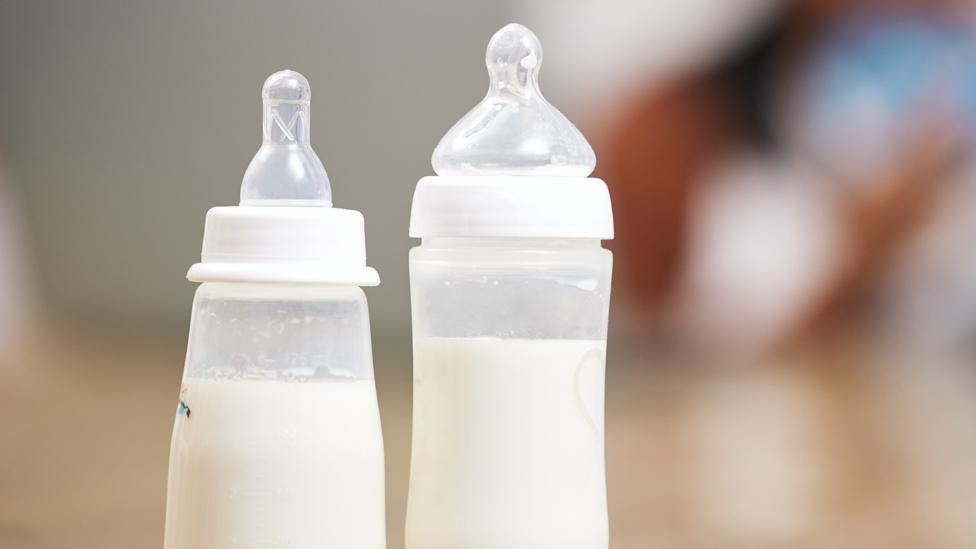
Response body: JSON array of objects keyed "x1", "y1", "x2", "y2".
[
  {"x1": 406, "y1": 237, "x2": 612, "y2": 549},
  {"x1": 164, "y1": 282, "x2": 386, "y2": 549}
]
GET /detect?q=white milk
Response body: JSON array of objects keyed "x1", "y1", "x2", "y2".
[
  {"x1": 406, "y1": 337, "x2": 608, "y2": 549},
  {"x1": 164, "y1": 378, "x2": 386, "y2": 549}
]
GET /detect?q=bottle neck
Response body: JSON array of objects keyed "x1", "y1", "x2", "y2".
[
  {"x1": 419, "y1": 236, "x2": 602, "y2": 250},
  {"x1": 195, "y1": 282, "x2": 366, "y2": 301}
]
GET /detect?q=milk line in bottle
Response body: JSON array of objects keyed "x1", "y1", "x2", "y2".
[
  {"x1": 406, "y1": 24, "x2": 615, "y2": 549},
  {"x1": 164, "y1": 70, "x2": 386, "y2": 549}
]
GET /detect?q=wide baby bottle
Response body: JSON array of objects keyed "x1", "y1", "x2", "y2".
[
  {"x1": 164, "y1": 71, "x2": 386, "y2": 549},
  {"x1": 406, "y1": 24, "x2": 614, "y2": 549}
]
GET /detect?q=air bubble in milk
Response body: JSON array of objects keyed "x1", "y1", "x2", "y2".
[
  {"x1": 431, "y1": 23, "x2": 596, "y2": 177},
  {"x1": 240, "y1": 70, "x2": 332, "y2": 206}
]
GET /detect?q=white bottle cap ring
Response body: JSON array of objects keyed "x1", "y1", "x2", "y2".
[
  {"x1": 410, "y1": 175, "x2": 613, "y2": 239},
  {"x1": 188, "y1": 206, "x2": 379, "y2": 285}
]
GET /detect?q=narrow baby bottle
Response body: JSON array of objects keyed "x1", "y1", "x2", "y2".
[
  {"x1": 406, "y1": 24, "x2": 614, "y2": 549},
  {"x1": 164, "y1": 71, "x2": 386, "y2": 549}
]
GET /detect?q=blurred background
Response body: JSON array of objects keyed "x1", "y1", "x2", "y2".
[{"x1": 1, "y1": 0, "x2": 975, "y2": 547}]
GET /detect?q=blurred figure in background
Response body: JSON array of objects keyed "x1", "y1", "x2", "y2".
[{"x1": 547, "y1": 0, "x2": 976, "y2": 359}]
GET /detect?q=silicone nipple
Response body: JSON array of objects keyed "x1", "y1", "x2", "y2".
[
  {"x1": 431, "y1": 23, "x2": 596, "y2": 177},
  {"x1": 240, "y1": 70, "x2": 332, "y2": 206}
]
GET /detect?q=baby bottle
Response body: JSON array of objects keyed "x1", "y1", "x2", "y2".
[
  {"x1": 164, "y1": 70, "x2": 386, "y2": 549},
  {"x1": 405, "y1": 24, "x2": 614, "y2": 549}
]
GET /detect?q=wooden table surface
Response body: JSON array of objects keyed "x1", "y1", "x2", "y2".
[{"x1": 2, "y1": 322, "x2": 974, "y2": 548}]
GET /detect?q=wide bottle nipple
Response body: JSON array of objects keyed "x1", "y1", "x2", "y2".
[
  {"x1": 240, "y1": 70, "x2": 332, "y2": 206},
  {"x1": 431, "y1": 23, "x2": 596, "y2": 177}
]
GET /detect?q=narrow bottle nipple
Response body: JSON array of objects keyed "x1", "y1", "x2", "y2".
[
  {"x1": 240, "y1": 70, "x2": 332, "y2": 206},
  {"x1": 431, "y1": 23, "x2": 596, "y2": 177}
]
